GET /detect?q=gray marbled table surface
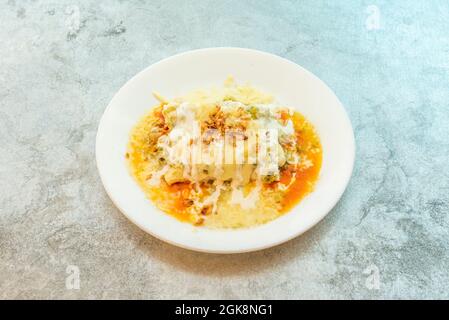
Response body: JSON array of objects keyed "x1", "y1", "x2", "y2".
[{"x1": 1, "y1": 0, "x2": 448, "y2": 299}]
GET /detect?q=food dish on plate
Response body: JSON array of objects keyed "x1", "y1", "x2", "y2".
[{"x1": 126, "y1": 77, "x2": 322, "y2": 228}]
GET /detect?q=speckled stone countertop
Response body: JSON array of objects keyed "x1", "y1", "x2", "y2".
[{"x1": 1, "y1": 0, "x2": 448, "y2": 299}]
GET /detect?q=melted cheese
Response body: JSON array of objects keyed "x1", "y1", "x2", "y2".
[
  {"x1": 229, "y1": 180, "x2": 262, "y2": 209},
  {"x1": 202, "y1": 181, "x2": 224, "y2": 215},
  {"x1": 128, "y1": 84, "x2": 323, "y2": 229},
  {"x1": 147, "y1": 165, "x2": 169, "y2": 186}
]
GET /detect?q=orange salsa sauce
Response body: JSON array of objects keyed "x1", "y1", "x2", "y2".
[{"x1": 278, "y1": 112, "x2": 322, "y2": 213}]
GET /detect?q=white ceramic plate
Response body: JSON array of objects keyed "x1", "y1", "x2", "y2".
[{"x1": 96, "y1": 47, "x2": 355, "y2": 253}]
